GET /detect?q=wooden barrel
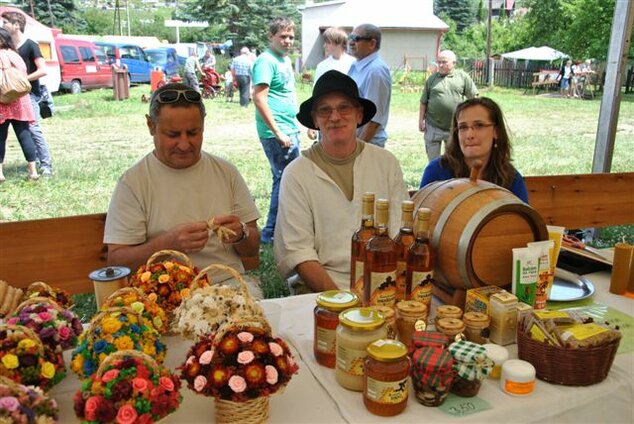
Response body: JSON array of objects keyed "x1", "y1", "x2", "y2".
[{"x1": 412, "y1": 178, "x2": 547, "y2": 291}]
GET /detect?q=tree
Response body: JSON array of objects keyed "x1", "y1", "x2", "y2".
[
  {"x1": 21, "y1": 0, "x2": 85, "y2": 33},
  {"x1": 435, "y1": 0, "x2": 478, "y2": 32}
]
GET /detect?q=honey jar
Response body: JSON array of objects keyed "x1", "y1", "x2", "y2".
[
  {"x1": 408, "y1": 331, "x2": 449, "y2": 356},
  {"x1": 434, "y1": 305, "x2": 463, "y2": 326},
  {"x1": 314, "y1": 290, "x2": 359, "y2": 368},
  {"x1": 369, "y1": 305, "x2": 397, "y2": 340},
  {"x1": 462, "y1": 312, "x2": 490, "y2": 344},
  {"x1": 396, "y1": 300, "x2": 427, "y2": 347},
  {"x1": 363, "y1": 339, "x2": 410, "y2": 416},
  {"x1": 435, "y1": 317, "x2": 466, "y2": 342}
]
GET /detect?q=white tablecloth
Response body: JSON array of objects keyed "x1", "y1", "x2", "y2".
[{"x1": 49, "y1": 271, "x2": 634, "y2": 423}]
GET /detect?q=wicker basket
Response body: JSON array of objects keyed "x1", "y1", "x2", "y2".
[
  {"x1": 216, "y1": 397, "x2": 269, "y2": 424},
  {"x1": 516, "y1": 329, "x2": 621, "y2": 386}
]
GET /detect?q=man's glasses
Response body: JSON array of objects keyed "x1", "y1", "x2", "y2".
[
  {"x1": 314, "y1": 103, "x2": 359, "y2": 118},
  {"x1": 156, "y1": 89, "x2": 202, "y2": 104},
  {"x1": 456, "y1": 122, "x2": 495, "y2": 133},
  {"x1": 349, "y1": 34, "x2": 373, "y2": 42}
]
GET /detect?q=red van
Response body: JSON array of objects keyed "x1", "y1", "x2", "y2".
[{"x1": 55, "y1": 37, "x2": 113, "y2": 94}]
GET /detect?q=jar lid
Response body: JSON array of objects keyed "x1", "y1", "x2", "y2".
[
  {"x1": 368, "y1": 305, "x2": 395, "y2": 320},
  {"x1": 436, "y1": 317, "x2": 465, "y2": 331},
  {"x1": 483, "y1": 343, "x2": 509, "y2": 364},
  {"x1": 448, "y1": 340, "x2": 492, "y2": 380},
  {"x1": 463, "y1": 312, "x2": 490, "y2": 326},
  {"x1": 339, "y1": 307, "x2": 385, "y2": 331},
  {"x1": 316, "y1": 290, "x2": 359, "y2": 311},
  {"x1": 367, "y1": 339, "x2": 407, "y2": 361},
  {"x1": 89, "y1": 266, "x2": 131, "y2": 282},
  {"x1": 436, "y1": 305, "x2": 463, "y2": 316},
  {"x1": 411, "y1": 346, "x2": 454, "y2": 389},
  {"x1": 396, "y1": 300, "x2": 427, "y2": 315}
]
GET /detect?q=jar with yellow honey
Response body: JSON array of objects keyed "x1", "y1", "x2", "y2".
[
  {"x1": 314, "y1": 290, "x2": 359, "y2": 368},
  {"x1": 363, "y1": 339, "x2": 410, "y2": 416},
  {"x1": 396, "y1": 300, "x2": 427, "y2": 347}
]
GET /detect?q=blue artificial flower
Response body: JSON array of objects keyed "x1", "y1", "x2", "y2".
[
  {"x1": 93, "y1": 339, "x2": 108, "y2": 354},
  {"x1": 83, "y1": 359, "x2": 96, "y2": 376}
]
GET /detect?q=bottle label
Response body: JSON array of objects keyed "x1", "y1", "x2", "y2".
[
  {"x1": 504, "y1": 379, "x2": 535, "y2": 395},
  {"x1": 395, "y1": 260, "x2": 407, "y2": 301},
  {"x1": 336, "y1": 345, "x2": 367, "y2": 376},
  {"x1": 316, "y1": 327, "x2": 336, "y2": 353},
  {"x1": 352, "y1": 260, "x2": 364, "y2": 298},
  {"x1": 369, "y1": 271, "x2": 396, "y2": 307},
  {"x1": 366, "y1": 376, "x2": 409, "y2": 404},
  {"x1": 410, "y1": 270, "x2": 434, "y2": 307}
]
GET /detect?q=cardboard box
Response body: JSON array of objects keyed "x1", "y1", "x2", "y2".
[{"x1": 465, "y1": 286, "x2": 507, "y2": 315}]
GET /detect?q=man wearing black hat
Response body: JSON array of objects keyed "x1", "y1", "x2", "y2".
[{"x1": 274, "y1": 70, "x2": 408, "y2": 294}]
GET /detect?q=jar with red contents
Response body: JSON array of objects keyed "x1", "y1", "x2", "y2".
[
  {"x1": 363, "y1": 339, "x2": 410, "y2": 416},
  {"x1": 314, "y1": 290, "x2": 359, "y2": 367}
]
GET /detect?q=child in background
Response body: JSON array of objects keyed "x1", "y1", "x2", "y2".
[{"x1": 224, "y1": 68, "x2": 234, "y2": 102}]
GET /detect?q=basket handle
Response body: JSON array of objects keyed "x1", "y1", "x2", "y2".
[
  {"x1": 94, "y1": 349, "x2": 159, "y2": 380},
  {"x1": 0, "y1": 375, "x2": 23, "y2": 391},
  {"x1": 145, "y1": 249, "x2": 193, "y2": 268},
  {"x1": 12, "y1": 296, "x2": 65, "y2": 316},
  {"x1": 190, "y1": 263, "x2": 249, "y2": 295},
  {"x1": 27, "y1": 281, "x2": 55, "y2": 296},
  {"x1": 213, "y1": 316, "x2": 272, "y2": 345},
  {"x1": 104, "y1": 287, "x2": 147, "y2": 305},
  {"x1": 0, "y1": 324, "x2": 45, "y2": 356}
]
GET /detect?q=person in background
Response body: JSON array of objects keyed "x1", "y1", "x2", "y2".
[
  {"x1": 557, "y1": 59, "x2": 574, "y2": 99},
  {"x1": 230, "y1": 46, "x2": 253, "y2": 107},
  {"x1": 2, "y1": 11, "x2": 53, "y2": 177},
  {"x1": 419, "y1": 50, "x2": 478, "y2": 162},
  {"x1": 201, "y1": 48, "x2": 216, "y2": 68},
  {"x1": 184, "y1": 49, "x2": 203, "y2": 93},
  {"x1": 252, "y1": 17, "x2": 300, "y2": 245},
  {"x1": 419, "y1": 97, "x2": 528, "y2": 203},
  {"x1": 224, "y1": 67, "x2": 234, "y2": 102},
  {"x1": 347, "y1": 23, "x2": 391, "y2": 147},
  {"x1": 313, "y1": 27, "x2": 355, "y2": 84},
  {"x1": 0, "y1": 27, "x2": 38, "y2": 182},
  {"x1": 275, "y1": 70, "x2": 407, "y2": 294},
  {"x1": 104, "y1": 83, "x2": 261, "y2": 297}
]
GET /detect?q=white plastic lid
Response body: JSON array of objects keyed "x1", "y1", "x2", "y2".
[{"x1": 483, "y1": 343, "x2": 509, "y2": 364}]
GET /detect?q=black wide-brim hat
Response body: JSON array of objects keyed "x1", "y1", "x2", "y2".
[{"x1": 296, "y1": 70, "x2": 377, "y2": 130}]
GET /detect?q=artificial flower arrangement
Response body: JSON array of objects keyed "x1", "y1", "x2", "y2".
[
  {"x1": 25, "y1": 281, "x2": 74, "y2": 310},
  {"x1": 5, "y1": 297, "x2": 83, "y2": 352},
  {"x1": 0, "y1": 375, "x2": 59, "y2": 424},
  {"x1": 172, "y1": 263, "x2": 263, "y2": 340},
  {"x1": 180, "y1": 321, "x2": 299, "y2": 423},
  {"x1": 71, "y1": 308, "x2": 166, "y2": 379},
  {"x1": 0, "y1": 324, "x2": 66, "y2": 391},
  {"x1": 73, "y1": 350, "x2": 182, "y2": 424},
  {"x1": 102, "y1": 287, "x2": 169, "y2": 334},
  {"x1": 129, "y1": 250, "x2": 209, "y2": 316}
]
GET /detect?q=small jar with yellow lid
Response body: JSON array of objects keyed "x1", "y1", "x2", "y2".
[
  {"x1": 435, "y1": 317, "x2": 466, "y2": 342},
  {"x1": 369, "y1": 305, "x2": 397, "y2": 340},
  {"x1": 434, "y1": 305, "x2": 463, "y2": 326},
  {"x1": 363, "y1": 339, "x2": 410, "y2": 416},
  {"x1": 462, "y1": 312, "x2": 490, "y2": 344},
  {"x1": 336, "y1": 308, "x2": 387, "y2": 391},
  {"x1": 395, "y1": 300, "x2": 427, "y2": 347},
  {"x1": 314, "y1": 290, "x2": 360, "y2": 368}
]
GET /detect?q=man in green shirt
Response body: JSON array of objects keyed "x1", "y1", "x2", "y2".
[{"x1": 419, "y1": 50, "x2": 478, "y2": 161}]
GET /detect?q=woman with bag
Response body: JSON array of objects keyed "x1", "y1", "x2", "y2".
[{"x1": 0, "y1": 27, "x2": 38, "y2": 182}]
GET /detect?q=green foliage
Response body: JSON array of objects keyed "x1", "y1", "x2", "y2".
[
  {"x1": 22, "y1": 0, "x2": 85, "y2": 33},
  {"x1": 435, "y1": 0, "x2": 478, "y2": 32}
]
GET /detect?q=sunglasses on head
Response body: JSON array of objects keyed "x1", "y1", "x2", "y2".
[
  {"x1": 156, "y1": 89, "x2": 202, "y2": 104},
  {"x1": 349, "y1": 34, "x2": 372, "y2": 42}
]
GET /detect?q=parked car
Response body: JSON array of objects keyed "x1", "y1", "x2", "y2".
[
  {"x1": 144, "y1": 47, "x2": 180, "y2": 77},
  {"x1": 54, "y1": 37, "x2": 113, "y2": 94},
  {"x1": 94, "y1": 41, "x2": 154, "y2": 83}
]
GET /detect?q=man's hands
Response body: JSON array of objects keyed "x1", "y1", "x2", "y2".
[
  {"x1": 167, "y1": 222, "x2": 209, "y2": 254},
  {"x1": 419, "y1": 118, "x2": 426, "y2": 133},
  {"x1": 276, "y1": 132, "x2": 292, "y2": 148},
  {"x1": 209, "y1": 214, "x2": 246, "y2": 244}
]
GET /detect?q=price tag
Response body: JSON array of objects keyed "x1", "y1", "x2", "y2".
[{"x1": 438, "y1": 394, "x2": 492, "y2": 417}]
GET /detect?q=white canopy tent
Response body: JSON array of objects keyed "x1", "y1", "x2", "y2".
[{"x1": 501, "y1": 46, "x2": 569, "y2": 62}]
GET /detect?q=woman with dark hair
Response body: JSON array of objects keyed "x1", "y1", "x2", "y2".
[
  {"x1": 419, "y1": 97, "x2": 528, "y2": 202},
  {"x1": 0, "y1": 26, "x2": 38, "y2": 182}
]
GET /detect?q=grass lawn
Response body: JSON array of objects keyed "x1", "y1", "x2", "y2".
[{"x1": 1, "y1": 82, "x2": 633, "y2": 311}]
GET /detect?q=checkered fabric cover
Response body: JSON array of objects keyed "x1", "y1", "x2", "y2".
[
  {"x1": 448, "y1": 340, "x2": 493, "y2": 381},
  {"x1": 411, "y1": 346, "x2": 455, "y2": 389},
  {"x1": 408, "y1": 331, "x2": 449, "y2": 356}
]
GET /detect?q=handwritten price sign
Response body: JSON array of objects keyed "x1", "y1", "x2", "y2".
[{"x1": 439, "y1": 394, "x2": 492, "y2": 417}]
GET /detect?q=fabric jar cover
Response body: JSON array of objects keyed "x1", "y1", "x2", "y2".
[
  {"x1": 408, "y1": 331, "x2": 449, "y2": 356},
  {"x1": 448, "y1": 340, "x2": 493, "y2": 381},
  {"x1": 411, "y1": 346, "x2": 455, "y2": 390}
]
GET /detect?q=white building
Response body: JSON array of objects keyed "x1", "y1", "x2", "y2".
[{"x1": 298, "y1": 0, "x2": 448, "y2": 70}]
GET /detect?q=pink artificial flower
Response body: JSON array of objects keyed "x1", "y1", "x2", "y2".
[
  {"x1": 228, "y1": 375, "x2": 247, "y2": 393},
  {"x1": 101, "y1": 369, "x2": 120, "y2": 383},
  {"x1": 38, "y1": 311, "x2": 53, "y2": 321},
  {"x1": 287, "y1": 354, "x2": 297, "y2": 368},
  {"x1": 0, "y1": 396, "x2": 19, "y2": 412},
  {"x1": 116, "y1": 403, "x2": 138, "y2": 424},
  {"x1": 199, "y1": 349, "x2": 214, "y2": 365},
  {"x1": 132, "y1": 377, "x2": 149, "y2": 392},
  {"x1": 237, "y1": 351, "x2": 255, "y2": 364},
  {"x1": 265, "y1": 365, "x2": 279, "y2": 385},
  {"x1": 59, "y1": 326, "x2": 72, "y2": 340},
  {"x1": 84, "y1": 396, "x2": 102, "y2": 422},
  {"x1": 269, "y1": 342, "x2": 283, "y2": 357},
  {"x1": 237, "y1": 332, "x2": 254, "y2": 342},
  {"x1": 159, "y1": 376, "x2": 175, "y2": 392},
  {"x1": 6, "y1": 317, "x2": 18, "y2": 325},
  {"x1": 194, "y1": 375, "x2": 207, "y2": 392},
  {"x1": 186, "y1": 355, "x2": 196, "y2": 366}
]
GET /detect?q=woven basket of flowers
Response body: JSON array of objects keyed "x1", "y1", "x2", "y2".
[
  {"x1": 180, "y1": 317, "x2": 299, "y2": 424},
  {"x1": 102, "y1": 287, "x2": 169, "y2": 335},
  {"x1": 74, "y1": 350, "x2": 182, "y2": 424},
  {"x1": 0, "y1": 280, "x2": 24, "y2": 319},
  {"x1": 129, "y1": 250, "x2": 209, "y2": 317},
  {"x1": 71, "y1": 307, "x2": 166, "y2": 379},
  {"x1": 172, "y1": 264, "x2": 264, "y2": 340},
  {"x1": 5, "y1": 296, "x2": 83, "y2": 352},
  {"x1": 0, "y1": 324, "x2": 66, "y2": 391},
  {"x1": 25, "y1": 281, "x2": 74, "y2": 310},
  {"x1": 0, "y1": 375, "x2": 59, "y2": 423}
]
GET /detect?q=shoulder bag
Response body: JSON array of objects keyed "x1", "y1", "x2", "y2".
[{"x1": 0, "y1": 65, "x2": 32, "y2": 104}]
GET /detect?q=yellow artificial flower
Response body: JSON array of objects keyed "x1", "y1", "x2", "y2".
[
  {"x1": 98, "y1": 352, "x2": 107, "y2": 363},
  {"x1": 1, "y1": 354, "x2": 19, "y2": 369},
  {"x1": 180, "y1": 288, "x2": 191, "y2": 299},
  {"x1": 101, "y1": 317, "x2": 122, "y2": 334},
  {"x1": 114, "y1": 335, "x2": 134, "y2": 350},
  {"x1": 181, "y1": 266, "x2": 193, "y2": 275},
  {"x1": 131, "y1": 301, "x2": 145, "y2": 314},
  {"x1": 140, "y1": 271, "x2": 152, "y2": 282},
  {"x1": 164, "y1": 261, "x2": 174, "y2": 270},
  {"x1": 153, "y1": 316, "x2": 163, "y2": 330},
  {"x1": 18, "y1": 338, "x2": 36, "y2": 350},
  {"x1": 41, "y1": 362, "x2": 56, "y2": 379},
  {"x1": 158, "y1": 274, "x2": 170, "y2": 284},
  {"x1": 71, "y1": 355, "x2": 84, "y2": 374},
  {"x1": 143, "y1": 343, "x2": 156, "y2": 356},
  {"x1": 123, "y1": 294, "x2": 137, "y2": 304},
  {"x1": 148, "y1": 293, "x2": 158, "y2": 303}
]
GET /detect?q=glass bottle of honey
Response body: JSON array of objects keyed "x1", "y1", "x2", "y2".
[
  {"x1": 351, "y1": 192, "x2": 376, "y2": 299},
  {"x1": 394, "y1": 200, "x2": 415, "y2": 302},
  {"x1": 406, "y1": 207, "x2": 434, "y2": 308},
  {"x1": 364, "y1": 199, "x2": 397, "y2": 307}
]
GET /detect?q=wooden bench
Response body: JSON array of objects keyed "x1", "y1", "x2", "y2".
[
  {"x1": 531, "y1": 70, "x2": 560, "y2": 95},
  {"x1": 0, "y1": 213, "x2": 259, "y2": 295}
]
